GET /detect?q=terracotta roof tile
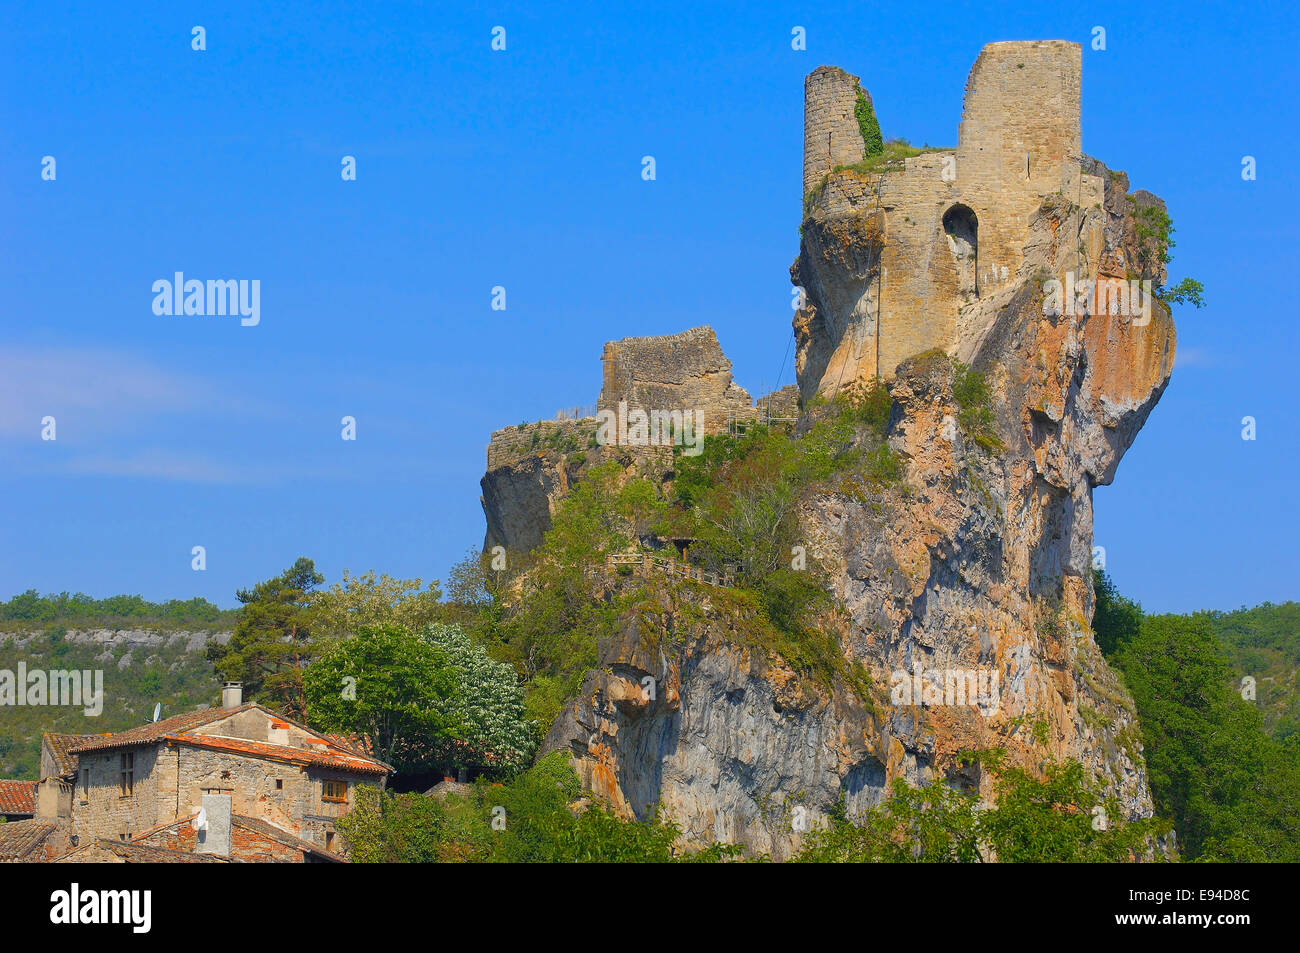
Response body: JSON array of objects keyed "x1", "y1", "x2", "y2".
[
  {"x1": 166, "y1": 733, "x2": 390, "y2": 775},
  {"x1": 0, "y1": 820, "x2": 57, "y2": 861},
  {"x1": 64, "y1": 702, "x2": 391, "y2": 776},
  {"x1": 78, "y1": 839, "x2": 232, "y2": 863},
  {"x1": 41, "y1": 733, "x2": 99, "y2": 779},
  {"x1": 231, "y1": 815, "x2": 347, "y2": 862},
  {"x1": 0, "y1": 780, "x2": 36, "y2": 815},
  {"x1": 68, "y1": 706, "x2": 247, "y2": 755}
]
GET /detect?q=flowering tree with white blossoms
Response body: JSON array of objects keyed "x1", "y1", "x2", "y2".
[{"x1": 423, "y1": 623, "x2": 537, "y2": 778}]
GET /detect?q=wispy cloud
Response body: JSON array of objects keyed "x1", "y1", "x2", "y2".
[
  {"x1": 1173, "y1": 347, "x2": 1219, "y2": 369},
  {"x1": 0, "y1": 347, "x2": 211, "y2": 439},
  {"x1": 57, "y1": 450, "x2": 260, "y2": 484}
]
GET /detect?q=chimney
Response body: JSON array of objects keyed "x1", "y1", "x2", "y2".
[
  {"x1": 195, "y1": 793, "x2": 232, "y2": 857},
  {"x1": 221, "y1": 682, "x2": 243, "y2": 708}
]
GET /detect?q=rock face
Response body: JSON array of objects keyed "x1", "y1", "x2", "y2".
[
  {"x1": 533, "y1": 41, "x2": 1176, "y2": 858},
  {"x1": 481, "y1": 420, "x2": 593, "y2": 552},
  {"x1": 0, "y1": 628, "x2": 229, "y2": 658}
]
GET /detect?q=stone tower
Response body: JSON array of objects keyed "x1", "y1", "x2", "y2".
[{"x1": 794, "y1": 41, "x2": 1097, "y2": 398}]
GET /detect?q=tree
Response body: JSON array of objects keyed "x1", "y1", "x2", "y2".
[
  {"x1": 206, "y1": 557, "x2": 323, "y2": 715},
  {"x1": 978, "y1": 759, "x2": 1157, "y2": 862},
  {"x1": 795, "y1": 758, "x2": 1161, "y2": 863},
  {"x1": 423, "y1": 623, "x2": 536, "y2": 778},
  {"x1": 1093, "y1": 568, "x2": 1143, "y2": 656},
  {"x1": 335, "y1": 785, "x2": 448, "y2": 862},
  {"x1": 338, "y1": 753, "x2": 740, "y2": 863},
  {"x1": 303, "y1": 623, "x2": 459, "y2": 776},
  {"x1": 1113, "y1": 613, "x2": 1300, "y2": 861},
  {"x1": 311, "y1": 570, "x2": 444, "y2": 638},
  {"x1": 794, "y1": 778, "x2": 982, "y2": 863}
]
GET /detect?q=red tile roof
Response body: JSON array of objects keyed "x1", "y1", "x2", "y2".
[
  {"x1": 128, "y1": 813, "x2": 346, "y2": 863},
  {"x1": 68, "y1": 705, "x2": 249, "y2": 754},
  {"x1": 41, "y1": 733, "x2": 99, "y2": 779},
  {"x1": 0, "y1": 779, "x2": 36, "y2": 815},
  {"x1": 65, "y1": 702, "x2": 391, "y2": 776},
  {"x1": 67, "y1": 839, "x2": 232, "y2": 863},
  {"x1": 324, "y1": 732, "x2": 373, "y2": 756},
  {"x1": 0, "y1": 820, "x2": 57, "y2": 861},
  {"x1": 166, "y1": 733, "x2": 390, "y2": 775},
  {"x1": 230, "y1": 815, "x2": 347, "y2": 862}
]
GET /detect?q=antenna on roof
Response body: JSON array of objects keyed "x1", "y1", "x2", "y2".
[{"x1": 152, "y1": 703, "x2": 161, "y2": 723}]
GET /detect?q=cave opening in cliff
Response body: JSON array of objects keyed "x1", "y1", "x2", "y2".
[{"x1": 943, "y1": 203, "x2": 979, "y2": 297}]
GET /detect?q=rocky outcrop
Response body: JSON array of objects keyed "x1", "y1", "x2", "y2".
[
  {"x1": 0, "y1": 628, "x2": 228, "y2": 658},
  {"x1": 496, "y1": 46, "x2": 1179, "y2": 858},
  {"x1": 537, "y1": 76, "x2": 1175, "y2": 856},
  {"x1": 481, "y1": 420, "x2": 595, "y2": 552},
  {"x1": 482, "y1": 327, "x2": 762, "y2": 554},
  {"x1": 544, "y1": 258, "x2": 1169, "y2": 854}
]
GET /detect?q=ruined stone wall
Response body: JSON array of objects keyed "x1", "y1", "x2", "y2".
[
  {"x1": 796, "y1": 41, "x2": 1090, "y2": 393},
  {"x1": 485, "y1": 418, "x2": 596, "y2": 471},
  {"x1": 953, "y1": 40, "x2": 1082, "y2": 298},
  {"x1": 803, "y1": 66, "x2": 867, "y2": 194},
  {"x1": 599, "y1": 326, "x2": 752, "y2": 436}
]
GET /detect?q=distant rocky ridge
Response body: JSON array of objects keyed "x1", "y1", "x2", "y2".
[{"x1": 0, "y1": 628, "x2": 229, "y2": 662}]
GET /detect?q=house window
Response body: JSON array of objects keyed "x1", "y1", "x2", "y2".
[
  {"x1": 275, "y1": 779, "x2": 283, "y2": 790},
  {"x1": 322, "y1": 779, "x2": 347, "y2": 803},
  {"x1": 325, "y1": 831, "x2": 335, "y2": 851},
  {"x1": 81, "y1": 766, "x2": 90, "y2": 802},
  {"x1": 119, "y1": 752, "x2": 134, "y2": 797}
]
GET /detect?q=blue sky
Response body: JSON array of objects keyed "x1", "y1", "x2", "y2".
[{"x1": 2, "y1": 1, "x2": 1296, "y2": 614}]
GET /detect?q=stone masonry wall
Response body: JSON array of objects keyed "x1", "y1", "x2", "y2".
[
  {"x1": 599, "y1": 326, "x2": 752, "y2": 437},
  {"x1": 72, "y1": 742, "x2": 357, "y2": 849},
  {"x1": 952, "y1": 41, "x2": 1081, "y2": 298},
  {"x1": 803, "y1": 66, "x2": 867, "y2": 195},
  {"x1": 486, "y1": 418, "x2": 596, "y2": 471},
  {"x1": 797, "y1": 41, "x2": 1088, "y2": 393}
]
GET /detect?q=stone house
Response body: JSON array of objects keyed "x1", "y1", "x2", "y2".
[{"x1": 24, "y1": 682, "x2": 390, "y2": 861}]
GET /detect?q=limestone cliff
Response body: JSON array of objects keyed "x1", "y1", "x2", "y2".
[{"x1": 497, "y1": 41, "x2": 1177, "y2": 857}]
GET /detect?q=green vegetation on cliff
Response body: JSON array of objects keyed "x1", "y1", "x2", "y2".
[
  {"x1": 795, "y1": 756, "x2": 1163, "y2": 862},
  {"x1": 1094, "y1": 570, "x2": 1300, "y2": 861},
  {"x1": 854, "y1": 88, "x2": 883, "y2": 157}
]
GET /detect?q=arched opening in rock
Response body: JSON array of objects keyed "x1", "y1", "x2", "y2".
[{"x1": 943, "y1": 204, "x2": 979, "y2": 297}]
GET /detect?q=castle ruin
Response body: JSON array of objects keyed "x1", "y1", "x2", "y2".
[{"x1": 795, "y1": 41, "x2": 1108, "y2": 397}]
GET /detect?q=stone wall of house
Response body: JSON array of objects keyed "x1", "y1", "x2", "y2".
[
  {"x1": 69, "y1": 741, "x2": 359, "y2": 851},
  {"x1": 70, "y1": 745, "x2": 164, "y2": 843}
]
